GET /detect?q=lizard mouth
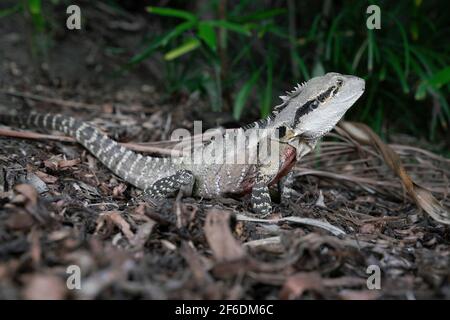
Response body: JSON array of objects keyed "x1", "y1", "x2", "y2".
[{"x1": 338, "y1": 91, "x2": 364, "y2": 105}]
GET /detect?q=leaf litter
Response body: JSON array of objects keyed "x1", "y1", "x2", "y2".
[
  {"x1": 1, "y1": 107, "x2": 449, "y2": 299},
  {"x1": 0, "y1": 5, "x2": 449, "y2": 298}
]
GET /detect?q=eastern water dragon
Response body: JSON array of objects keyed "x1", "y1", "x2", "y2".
[{"x1": 0, "y1": 72, "x2": 365, "y2": 216}]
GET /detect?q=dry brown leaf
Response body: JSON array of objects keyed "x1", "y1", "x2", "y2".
[
  {"x1": 43, "y1": 156, "x2": 62, "y2": 170},
  {"x1": 22, "y1": 274, "x2": 67, "y2": 300},
  {"x1": 180, "y1": 241, "x2": 210, "y2": 283},
  {"x1": 96, "y1": 211, "x2": 134, "y2": 241},
  {"x1": 131, "y1": 221, "x2": 155, "y2": 249},
  {"x1": 13, "y1": 184, "x2": 45, "y2": 222},
  {"x1": 34, "y1": 170, "x2": 58, "y2": 183},
  {"x1": 5, "y1": 212, "x2": 34, "y2": 231},
  {"x1": 204, "y1": 209, "x2": 245, "y2": 262},
  {"x1": 339, "y1": 121, "x2": 450, "y2": 225},
  {"x1": 112, "y1": 183, "x2": 127, "y2": 198},
  {"x1": 58, "y1": 158, "x2": 81, "y2": 168},
  {"x1": 78, "y1": 264, "x2": 132, "y2": 300},
  {"x1": 338, "y1": 289, "x2": 380, "y2": 300},
  {"x1": 14, "y1": 184, "x2": 38, "y2": 207},
  {"x1": 279, "y1": 272, "x2": 323, "y2": 299},
  {"x1": 30, "y1": 229, "x2": 42, "y2": 267},
  {"x1": 359, "y1": 223, "x2": 377, "y2": 234},
  {"x1": 280, "y1": 273, "x2": 367, "y2": 299}
]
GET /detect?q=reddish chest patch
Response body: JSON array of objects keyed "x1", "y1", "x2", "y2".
[
  {"x1": 237, "y1": 145, "x2": 297, "y2": 195},
  {"x1": 269, "y1": 145, "x2": 297, "y2": 186}
]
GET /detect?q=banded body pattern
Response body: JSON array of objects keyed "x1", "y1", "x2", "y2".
[
  {"x1": 0, "y1": 73, "x2": 365, "y2": 216},
  {"x1": 0, "y1": 112, "x2": 179, "y2": 191}
]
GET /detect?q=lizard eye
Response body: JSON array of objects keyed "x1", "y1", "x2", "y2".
[
  {"x1": 336, "y1": 78, "x2": 343, "y2": 87},
  {"x1": 311, "y1": 99, "x2": 320, "y2": 108}
]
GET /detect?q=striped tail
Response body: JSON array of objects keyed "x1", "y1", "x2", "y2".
[{"x1": 0, "y1": 112, "x2": 166, "y2": 190}]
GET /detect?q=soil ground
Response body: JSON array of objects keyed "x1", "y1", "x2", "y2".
[{"x1": 0, "y1": 3, "x2": 449, "y2": 300}]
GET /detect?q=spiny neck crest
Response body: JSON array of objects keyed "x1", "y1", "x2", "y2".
[
  {"x1": 242, "y1": 82, "x2": 307, "y2": 131},
  {"x1": 278, "y1": 81, "x2": 307, "y2": 103}
]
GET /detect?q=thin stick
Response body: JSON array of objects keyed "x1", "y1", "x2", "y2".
[
  {"x1": 1, "y1": 89, "x2": 100, "y2": 109},
  {"x1": 0, "y1": 127, "x2": 182, "y2": 156},
  {"x1": 236, "y1": 214, "x2": 346, "y2": 236},
  {"x1": 0, "y1": 127, "x2": 74, "y2": 142}
]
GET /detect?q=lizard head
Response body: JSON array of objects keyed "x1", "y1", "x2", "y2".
[{"x1": 273, "y1": 72, "x2": 365, "y2": 141}]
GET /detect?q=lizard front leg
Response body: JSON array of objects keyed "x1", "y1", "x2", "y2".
[
  {"x1": 278, "y1": 171, "x2": 299, "y2": 204},
  {"x1": 251, "y1": 183, "x2": 272, "y2": 217},
  {"x1": 141, "y1": 169, "x2": 194, "y2": 202},
  {"x1": 251, "y1": 171, "x2": 273, "y2": 217}
]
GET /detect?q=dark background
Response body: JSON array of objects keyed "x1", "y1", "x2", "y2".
[
  {"x1": 1, "y1": 1, "x2": 450, "y2": 300},
  {"x1": 1, "y1": 0, "x2": 449, "y2": 152}
]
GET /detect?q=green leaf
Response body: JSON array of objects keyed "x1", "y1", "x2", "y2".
[
  {"x1": 198, "y1": 22, "x2": 217, "y2": 51},
  {"x1": 261, "y1": 52, "x2": 273, "y2": 118},
  {"x1": 236, "y1": 8, "x2": 287, "y2": 23},
  {"x1": 427, "y1": 66, "x2": 450, "y2": 88},
  {"x1": 292, "y1": 52, "x2": 310, "y2": 80},
  {"x1": 367, "y1": 30, "x2": 374, "y2": 71},
  {"x1": 255, "y1": 23, "x2": 290, "y2": 39},
  {"x1": 414, "y1": 84, "x2": 427, "y2": 100},
  {"x1": 307, "y1": 15, "x2": 322, "y2": 40},
  {"x1": 146, "y1": 6, "x2": 196, "y2": 21},
  {"x1": 389, "y1": 14, "x2": 410, "y2": 78},
  {"x1": 325, "y1": 11, "x2": 344, "y2": 61},
  {"x1": 0, "y1": 3, "x2": 22, "y2": 18},
  {"x1": 415, "y1": 66, "x2": 450, "y2": 100},
  {"x1": 384, "y1": 48, "x2": 409, "y2": 94},
  {"x1": 203, "y1": 20, "x2": 251, "y2": 36},
  {"x1": 312, "y1": 61, "x2": 325, "y2": 77},
  {"x1": 28, "y1": 0, "x2": 41, "y2": 15},
  {"x1": 129, "y1": 20, "x2": 195, "y2": 65},
  {"x1": 379, "y1": 65, "x2": 387, "y2": 81},
  {"x1": 27, "y1": 0, "x2": 45, "y2": 31},
  {"x1": 351, "y1": 39, "x2": 368, "y2": 72},
  {"x1": 233, "y1": 70, "x2": 261, "y2": 120},
  {"x1": 164, "y1": 38, "x2": 201, "y2": 61}
]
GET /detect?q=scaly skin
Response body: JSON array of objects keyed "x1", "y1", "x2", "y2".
[{"x1": 0, "y1": 72, "x2": 365, "y2": 216}]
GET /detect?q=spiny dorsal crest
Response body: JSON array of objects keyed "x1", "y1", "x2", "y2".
[
  {"x1": 273, "y1": 81, "x2": 307, "y2": 114},
  {"x1": 279, "y1": 81, "x2": 306, "y2": 102},
  {"x1": 242, "y1": 81, "x2": 307, "y2": 131}
]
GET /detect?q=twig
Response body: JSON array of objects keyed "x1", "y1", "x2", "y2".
[
  {"x1": 0, "y1": 127, "x2": 74, "y2": 142},
  {"x1": 293, "y1": 167, "x2": 400, "y2": 188},
  {"x1": 287, "y1": 0, "x2": 299, "y2": 78},
  {"x1": 244, "y1": 236, "x2": 281, "y2": 248},
  {"x1": 391, "y1": 144, "x2": 450, "y2": 164},
  {"x1": 0, "y1": 127, "x2": 182, "y2": 156},
  {"x1": 236, "y1": 214, "x2": 346, "y2": 236},
  {"x1": 1, "y1": 89, "x2": 100, "y2": 109}
]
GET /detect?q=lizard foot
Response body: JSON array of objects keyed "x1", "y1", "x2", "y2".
[
  {"x1": 251, "y1": 184, "x2": 273, "y2": 218},
  {"x1": 140, "y1": 169, "x2": 194, "y2": 206}
]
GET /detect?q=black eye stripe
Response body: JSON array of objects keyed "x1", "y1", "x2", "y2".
[
  {"x1": 277, "y1": 126, "x2": 287, "y2": 138},
  {"x1": 292, "y1": 85, "x2": 337, "y2": 126},
  {"x1": 332, "y1": 86, "x2": 339, "y2": 95},
  {"x1": 294, "y1": 99, "x2": 315, "y2": 125},
  {"x1": 318, "y1": 86, "x2": 335, "y2": 102}
]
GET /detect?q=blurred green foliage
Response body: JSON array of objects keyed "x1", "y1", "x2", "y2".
[
  {"x1": 131, "y1": 0, "x2": 450, "y2": 141},
  {"x1": 1, "y1": 0, "x2": 448, "y2": 142}
]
